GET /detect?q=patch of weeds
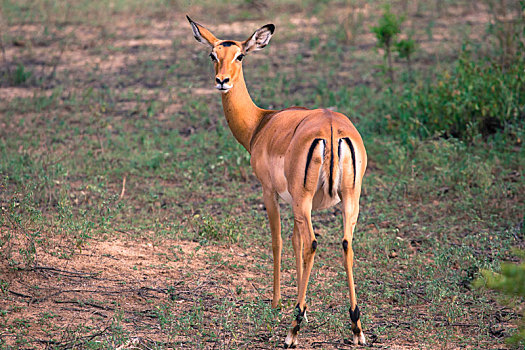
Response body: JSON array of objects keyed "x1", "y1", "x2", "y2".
[
  {"x1": 13, "y1": 63, "x2": 32, "y2": 85},
  {"x1": 0, "y1": 279, "x2": 9, "y2": 295},
  {"x1": 0, "y1": 180, "x2": 43, "y2": 268},
  {"x1": 191, "y1": 214, "x2": 241, "y2": 244},
  {"x1": 4, "y1": 88, "x2": 62, "y2": 114},
  {"x1": 56, "y1": 189, "x2": 122, "y2": 255}
]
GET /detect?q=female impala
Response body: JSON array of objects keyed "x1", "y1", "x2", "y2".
[{"x1": 187, "y1": 16, "x2": 367, "y2": 347}]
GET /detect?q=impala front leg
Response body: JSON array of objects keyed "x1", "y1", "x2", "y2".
[{"x1": 263, "y1": 189, "x2": 282, "y2": 308}]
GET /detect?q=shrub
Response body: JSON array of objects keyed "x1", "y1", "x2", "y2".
[
  {"x1": 475, "y1": 249, "x2": 525, "y2": 347},
  {"x1": 384, "y1": 51, "x2": 525, "y2": 143},
  {"x1": 371, "y1": 5, "x2": 403, "y2": 81},
  {"x1": 395, "y1": 37, "x2": 417, "y2": 78}
]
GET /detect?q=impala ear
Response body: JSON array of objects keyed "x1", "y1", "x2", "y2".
[
  {"x1": 186, "y1": 15, "x2": 219, "y2": 48},
  {"x1": 242, "y1": 24, "x2": 275, "y2": 53}
]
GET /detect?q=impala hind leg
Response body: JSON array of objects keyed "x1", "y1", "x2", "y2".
[
  {"x1": 263, "y1": 189, "x2": 282, "y2": 308},
  {"x1": 284, "y1": 224, "x2": 303, "y2": 348},
  {"x1": 341, "y1": 191, "x2": 366, "y2": 345},
  {"x1": 285, "y1": 209, "x2": 316, "y2": 348}
]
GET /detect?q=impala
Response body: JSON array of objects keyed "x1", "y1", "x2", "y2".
[{"x1": 187, "y1": 16, "x2": 367, "y2": 347}]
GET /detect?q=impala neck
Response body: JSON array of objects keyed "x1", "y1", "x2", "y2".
[{"x1": 221, "y1": 69, "x2": 271, "y2": 153}]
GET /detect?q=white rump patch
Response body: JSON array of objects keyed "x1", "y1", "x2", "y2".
[{"x1": 338, "y1": 137, "x2": 360, "y2": 189}]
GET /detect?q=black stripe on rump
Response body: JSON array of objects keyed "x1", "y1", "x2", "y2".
[
  {"x1": 341, "y1": 137, "x2": 356, "y2": 188},
  {"x1": 304, "y1": 138, "x2": 324, "y2": 187},
  {"x1": 328, "y1": 126, "x2": 334, "y2": 196}
]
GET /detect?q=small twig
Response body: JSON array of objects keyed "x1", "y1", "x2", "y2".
[
  {"x1": 405, "y1": 288, "x2": 430, "y2": 303},
  {"x1": 60, "y1": 306, "x2": 108, "y2": 318},
  {"x1": 33, "y1": 265, "x2": 100, "y2": 278},
  {"x1": 8, "y1": 289, "x2": 33, "y2": 299},
  {"x1": 251, "y1": 282, "x2": 264, "y2": 296},
  {"x1": 54, "y1": 299, "x2": 114, "y2": 311},
  {"x1": 118, "y1": 176, "x2": 127, "y2": 201},
  {"x1": 135, "y1": 309, "x2": 159, "y2": 319},
  {"x1": 29, "y1": 288, "x2": 119, "y2": 303},
  {"x1": 311, "y1": 340, "x2": 353, "y2": 349},
  {"x1": 367, "y1": 333, "x2": 380, "y2": 346},
  {"x1": 308, "y1": 319, "x2": 329, "y2": 331},
  {"x1": 25, "y1": 286, "x2": 173, "y2": 304},
  {"x1": 33, "y1": 338, "x2": 60, "y2": 345},
  {"x1": 446, "y1": 323, "x2": 479, "y2": 328},
  {"x1": 32, "y1": 324, "x2": 110, "y2": 348}
]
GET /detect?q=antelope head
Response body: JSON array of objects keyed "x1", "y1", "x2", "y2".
[{"x1": 187, "y1": 15, "x2": 275, "y2": 93}]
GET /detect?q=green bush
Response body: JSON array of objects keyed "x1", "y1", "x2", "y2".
[
  {"x1": 475, "y1": 249, "x2": 525, "y2": 347},
  {"x1": 395, "y1": 37, "x2": 417, "y2": 77},
  {"x1": 383, "y1": 52, "x2": 525, "y2": 143},
  {"x1": 371, "y1": 5, "x2": 403, "y2": 81}
]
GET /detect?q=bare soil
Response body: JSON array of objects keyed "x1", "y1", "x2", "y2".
[{"x1": 2, "y1": 237, "x2": 269, "y2": 347}]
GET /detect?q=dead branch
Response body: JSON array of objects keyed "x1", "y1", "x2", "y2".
[
  {"x1": 54, "y1": 299, "x2": 114, "y2": 311},
  {"x1": 32, "y1": 325, "x2": 110, "y2": 349},
  {"x1": 33, "y1": 265, "x2": 100, "y2": 278},
  {"x1": 8, "y1": 289, "x2": 33, "y2": 299}
]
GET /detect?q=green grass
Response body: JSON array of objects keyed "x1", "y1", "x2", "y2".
[{"x1": 1, "y1": 0, "x2": 524, "y2": 348}]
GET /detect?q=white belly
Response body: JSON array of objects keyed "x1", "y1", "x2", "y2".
[
  {"x1": 278, "y1": 190, "x2": 293, "y2": 205},
  {"x1": 278, "y1": 188, "x2": 341, "y2": 210},
  {"x1": 312, "y1": 189, "x2": 341, "y2": 210}
]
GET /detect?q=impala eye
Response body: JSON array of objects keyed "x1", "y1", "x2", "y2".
[
  {"x1": 236, "y1": 54, "x2": 245, "y2": 62},
  {"x1": 209, "y1": 53, "x2": 217, "y2": 62}
]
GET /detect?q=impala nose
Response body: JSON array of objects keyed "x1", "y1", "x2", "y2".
[{"x1": 216, "y1": 77, "x2": 230, "y2": 85}]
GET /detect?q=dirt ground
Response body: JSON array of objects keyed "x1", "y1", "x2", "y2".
[
  {"x1": 2, "y1": 238, "x2": 265, "y2": 347},
  {"x1": 3, "y1": 234, "x2": 516, "y2": 349}
]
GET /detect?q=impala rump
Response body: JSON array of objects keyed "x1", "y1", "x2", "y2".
[{"x1": 300, "y1": 118, "x2": 359, "y2": 210}]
